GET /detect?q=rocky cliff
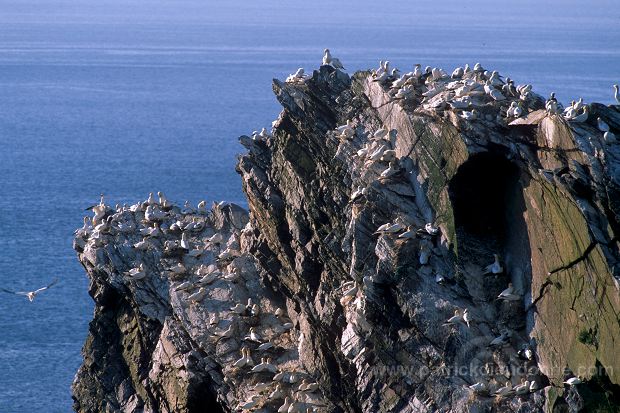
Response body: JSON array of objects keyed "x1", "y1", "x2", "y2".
[{"x1": 73, "y1": 62, "x2": 620, "y2": 413}]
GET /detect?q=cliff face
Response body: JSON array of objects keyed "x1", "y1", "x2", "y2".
[{"x1": 73, "y1": 64, "x2": 620, "y2": 413}]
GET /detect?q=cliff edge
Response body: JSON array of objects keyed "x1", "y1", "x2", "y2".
[{"x1": 73, "y1": 62, "x2": 620, "y2": 412}]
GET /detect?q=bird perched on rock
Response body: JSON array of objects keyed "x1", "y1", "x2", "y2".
[
  {"x1": 497, "y1": 283, "x2": 521, "y2": 301},
  {"x1": 614, "y1": 84, "x2": 620, "y2": 104},
  {"x1": 483, "y1": 254, "x2": 504, "y2": 275},
  {"x1": 322, "y1": 49, "x2": 344, "y2": 70}
]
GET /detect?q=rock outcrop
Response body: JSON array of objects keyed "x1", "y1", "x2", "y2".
[{"x1": 73, "y1": 62, "x2": 620, "y2": 412}]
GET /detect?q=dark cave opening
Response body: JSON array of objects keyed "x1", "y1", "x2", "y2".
[{"x1": 448, "y1": 152, "x2": 521, "y2": 246}]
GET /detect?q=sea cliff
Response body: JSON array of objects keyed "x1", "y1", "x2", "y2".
[{"x1": 73, "y1": 63, "x2": 620, "y2": 412}]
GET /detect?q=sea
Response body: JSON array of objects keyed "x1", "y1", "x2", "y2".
[{"x1": 0, "y1": 0, "x2": 618, "y2": 411}]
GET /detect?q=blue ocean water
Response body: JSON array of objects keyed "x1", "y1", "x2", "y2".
[{"x1": 0, "y1": 1, "x2": 618, "y2": 411}]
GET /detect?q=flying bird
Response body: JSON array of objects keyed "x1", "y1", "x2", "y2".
[{"x1": 1, "y1": 278, "x2": 59, "y2": 302}]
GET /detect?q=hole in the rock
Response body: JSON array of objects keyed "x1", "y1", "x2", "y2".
[{"x1": 448, "y1": 152, "x2": 520, "y2": 246}]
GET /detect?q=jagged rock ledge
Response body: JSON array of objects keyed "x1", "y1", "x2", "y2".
[{"x1": 73, "y1": 63, "x2": 620, "y2": 412}]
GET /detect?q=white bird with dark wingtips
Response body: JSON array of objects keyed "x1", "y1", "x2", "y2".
[
  {"x1": 245, "y1": 327, "x2": 262, "y2": 342},
  {"x1": 495, "y1": 381, "x2": 514, "y2": 397},
  {"x1": 375, "y1": 220, "x2": 405, "y2": 234},
  {"x1": 469, "y1": 382, "x2": 487, "y2": 394},
  {"x1": 443, "y1": 309, "x2": 463, "y2": 326},
  {"x1": 1, "y1": 278, "x2": 59, "y2": 302}
]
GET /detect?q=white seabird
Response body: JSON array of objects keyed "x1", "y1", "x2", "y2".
[
  {"x1": 245, "y1": 327, "x2": 262, "y2": 342},
  {"x1": 483, "y1": 254, "x2": 504, "y2": 275},
  {"x1": 564, "y1": 376, "x2": 582, "y2": 386},
  {"x1": 238, "y1": 395, "x2": 259, "y2": 410},
  {"x1": 233, "y1": 348, "x2": 249, "y2": 368},
  {"x1": 494, "y1": 381, "x2": 514, "y2": 397},
  {"x1": 230, "y1": 303, "x2": 246, "y2": 314},
  {"x1": 126, "y1": 264, "x2": 146, "y2": 280},
  {"x1": 380, "y1": 162, "x2": 399, "y2": 179},
  {"x1": 460, "y1": 109, "x2": 478, "y2": 120},
  {"x1": 513, "y1": 378, "x2": 530, "y2": 395},
  {"x1": 469, "y1": 382, "x2": 487, "y2": 394},
  {"x1": 497, "y1": 282, "x2": 521, "y2": 301},
  {"x1": 443, "y1": 309, "x2": 463, "y2": 326},
  {"x1": 398, "y1": 226, "x2": 416, "y2": 239},
  {"x1": 374, "y1": 220, "x2": 405, "y2": 234},
  {"x1": 597, "y1": 117, "x2": 610, "y2": 132},
  {"x1": 278, "y1": 397, "x2": 292, "y2": 413},
  {"x1": 188, "y1": 287, "x2": 207, "y2": 302},
  {"x1": 614, "y1": 84, "x2": 620, "y2": 104},
  {"x1": 180, "y1": 232, "x2": 190, "y2": 250},
  {"x1": 568, "y1": 106, "x2": 589, "y2": 122},
  {"x1": 269, "y1": 384, "x2": 284, "y2": 399},
  {"x1": 1, "y1": 278, "x2": 59, "y2": 302},
  {"x1": 322, "y1": 49, "x2": 344, "y2": 70},
  {"x1": 424, "y1": 223, "x2": 439, "y2": 235}
]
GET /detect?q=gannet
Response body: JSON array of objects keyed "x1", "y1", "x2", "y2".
[
  {"x1": 513, "y1": 378, "x2": 530, "y2": 395},
  {"x1": 147, "y1": 192, "x2": 156, "y2": 206},
  {"x1": 269, "y1": 384, "x2": 284, "y2": 399},
  {"x1": 483, "y1": 254, "x2": 503, "y2": 275},
  {"x1": 574, "y1": 97, "x2": 584, "y2": 110},
  {"x1": 451, "y1": 67, "x2": 464, "y2": 79},
  {"x1": 231, "y1": 303, "x2": 246, "y2": 314},
  {"x1": 300, "y1": 380, "x2": 319, "y2": 392},
  {"x1": 614, "y1": 84, "x2": 620, "y2": 104},
  {"x1": 208, "y1": 313, "x2": 219, "y2": 326},
  {"x1": 350, "y1": 186, "x2": 367, "y2": 201},
  {"x1": 368, "y1": 144, "x2": 387, "y2": 161},
  {"x1": 198, "y1": 272, "x2": 218, "y2": 285},
  {"x1": 238, "y1": 395, "x2": 259, "y2": 410},
  {"x1": 75, "y1": 217, "x2": 93, "y2": 237},
  {"x1": 133, "y1": 238, "x2": 150, "y2": 250},
  {"x1": 460, "y1": 109, "x2": 478, "y2": 120},
  {"x1": 380, "y1": 162, "x2": 399, "y2": 179},
  {"x1": 245, "y1": 327, "x2": 262, "y2": 342},
  {"x1": 278, "y1": 397, "x2": 292, "y2": 413},
  {"x1": 424, "y1": 223, "x2": 439, "y2": 235},
  {"x1": 180, "y1": 232, "x2": 190, "y2": 250},
  {"x1": 188, "y1": 287, "x2": 207, "y2": 302},
  {"x1": 473, "y1": 63, "x2": 483, "y2": 72},
  {"x1": 208, "y1": 232, "x2": 223, "y2": 244},
  {"x1": 322, "y1": 49, "x2": 344, "y2": 70},
  {"x1": 216, "y1": 323, "x2": 234, "y2": 338},
  {"x1": 435, "y1": 273, "x2": 446, "y2": 285},
  {"x1": 374, "y1": 220, "x2": 405, "y2": 234},
  {"x1": 443, "y1": 309, "x2": 463, "y2": 326},
  {"x1": 233, "y1": 348, "x2": 249, "y2": 368},
  {"x1": 597, "y1": 117, "x2": 610, "y2": 132},
  {"x1": 1, "y1": 278, "x2": 59, "y2": 302},
  {"x1": 250, "y1": 357, "x2": 267, "y2": 372},
  {"x1": 286, "y1": 68, "x2": 310, "y2": 83},
  {"x1": 157, "y1": 191, "x2": 168, "y2": 207},
  {"x1": 413, "y1": 63, "x2": 422, "y2": 78},
  {"x1": 469, "y1": 382, "x2": 487, "y2": 394},
  {"x1": 257, "y1": 342, "x2": 274, "y2": 351},
  {"x1": 564, "y1": 376, "x2": 582, "y2": 385},
  {"x1": 174, "y1": 281, "x2": 192, "y2": 291},
  {"x1": 518, "y1": 344, "x2": 534, "y2": 361},
  {"x1": 529, "y1": 380, "x2": 540, "y2": 392},
  {"x1": 168, "y1": 262, "x2": 186, "y2": 275},
  {"x1": 197, "y1": 200, "x2": 207, "y2": 214},
  {"x1": 497, "y1": 283, "x2": 521, "y2": 301},
  {"x1": 275, "y1": 307, "x2": 286, "y2": 318},
  {"x1": 126, "y1": 264, "x2": 146, "y2": 280},
  {"x1": 398, "y1": 226, "x2": 416, "y2": 239},
  {"x1": 495, "y1": 382, "x2": 514, "y2": 397},
  {"x1": 570, "y1": 106, "x2": 589, "y2": 122}
]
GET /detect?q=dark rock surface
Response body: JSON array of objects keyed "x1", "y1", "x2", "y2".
[{"x1": 73, "y1": 62, "x2": 620, "y2": 412}]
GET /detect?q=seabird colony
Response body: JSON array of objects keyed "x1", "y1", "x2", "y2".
[
  {"x1": 277, "y1": 50, "x2": 613, "y2": 399},
  {"x1": 74, "y1": 192, "x2": 326, "y2": 412},
  {"x1": 75, "y1": 50, "x2": 616, "y2": 409}
]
